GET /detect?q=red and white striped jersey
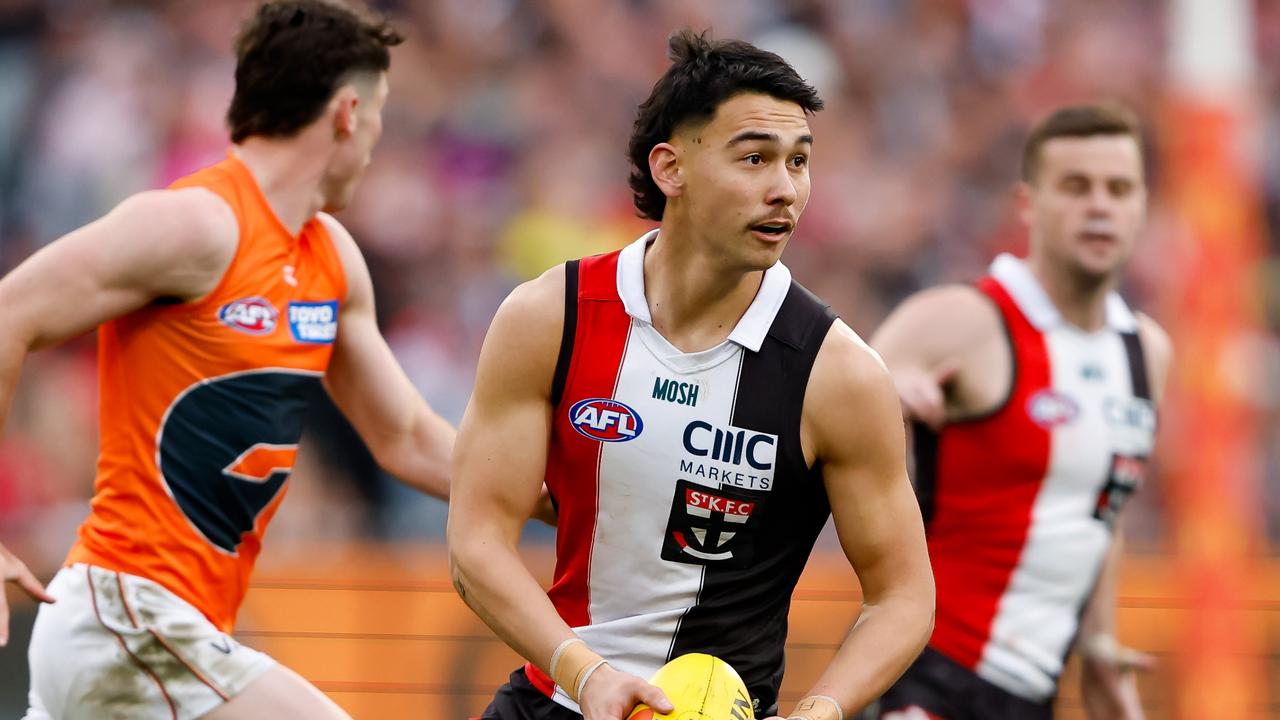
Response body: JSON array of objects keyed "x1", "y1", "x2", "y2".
[
  {"x1": 528, "y1": 232, "x2": 836, "y2": 716},
  {"x1": 915, "y1": 254, "x2": 1157, "y2": 701}
]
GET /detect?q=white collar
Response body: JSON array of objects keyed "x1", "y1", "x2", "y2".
[
  {"x1": 989, "y1": 253, "x2": 1137, "y2": 333},
  {"x1": 616, "y1": 230, "x2": 793, "y2": 352}
]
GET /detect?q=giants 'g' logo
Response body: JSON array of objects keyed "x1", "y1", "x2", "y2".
[{"x1": 157, "y1": 369, "x2": 325, "y2": 554}]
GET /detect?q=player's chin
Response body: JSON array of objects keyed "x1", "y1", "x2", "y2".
[
  {"x1": 1074, "y1": 248, "x2": 1126, "y2": 280},
  {"x1": 744, "y1": 231, "x2": 790, "y2": 266}
]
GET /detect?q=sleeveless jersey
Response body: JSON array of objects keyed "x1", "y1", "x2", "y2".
[
  {"x1": 914, "y1": 254, "x2": 1156, "y2": 701},
  {"x1": 526, "y1": 232, "x2": 836, "y2": 715},
  {"x1": 66, "y1": 151, "x2": 347, "y2": 632}
]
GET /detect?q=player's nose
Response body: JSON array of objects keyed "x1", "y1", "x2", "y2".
[{"x1": 765, "y1": 166, "x2": 798, "y2": 207}]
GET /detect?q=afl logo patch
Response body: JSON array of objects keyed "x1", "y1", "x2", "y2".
[
  {"x1": 1026, "y1": 389, "x2": 1079, "y2": 428},
  {"x1": 218, "y1": 297, "x2": 278, "y2": 335},
  {"x1": 569, "y1": 398, "x2": 643, "y2": 442}
]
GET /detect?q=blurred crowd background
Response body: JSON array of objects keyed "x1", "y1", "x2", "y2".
[{"x1": 0, "y1": 0, "x2": 1276, "y2": 597}]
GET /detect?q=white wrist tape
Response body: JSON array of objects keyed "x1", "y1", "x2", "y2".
[{"x1": 788, "y1": 694, "x2": 844, "y2": 720}]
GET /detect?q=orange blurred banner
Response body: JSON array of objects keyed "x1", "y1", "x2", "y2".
[{"x1": 1159, "y1": 98, "x2": 1267, "y2": 718}]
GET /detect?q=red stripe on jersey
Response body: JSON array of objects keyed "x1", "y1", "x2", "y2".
[
  {"x1": 524, "y1": 661, "x2": 558, "y2": 699},
  {"x1": 926, "y1": 277, "x2": 1052, "y2": 670},
  {"x1": 545, "y1": 251, "x2": 632, "y2": 629}
]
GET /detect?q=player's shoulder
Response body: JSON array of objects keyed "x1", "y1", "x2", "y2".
[
  {"x1": 871, "y1": 282, "x2": 1003, "y2": 362},
  {"x1": 475, "y1": 264, "x2": 568, "y2": 395},
  {"x1": 494, "y1": 263, "x2": 566, "y2": 335},
  {"x1": 805, "y1": 319, "x2": 904, "y2": 457},
  {"x1": 108, "y1": 187, "x2": 238, "y2": 265},
  {"x1": 1134, "y1": 311, "x2": 1173, "y2": 401},
  {"x1": 315, "y1": 212, "x2": 364, "y2": 271},
  {"x1": 316, "y1": 212, "x2": 355, "y2": 246},
  {"x1": 891, "y1": 283, "x2": 1000, "y2": 331},
  {"x1": 812, "y1": 319, "x2": 894, "y2": 400},
  {"x1": 1134, "y1": 311, "x2": 1172, "y2": 363}
]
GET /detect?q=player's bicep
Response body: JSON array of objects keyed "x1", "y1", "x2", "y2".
[
  {"x1": 453, "y1": 381, "x2": 552, "y2": 533},
  {"x1": 0, "y1": 189, "x2": 235, "y2": 349},
  {"x1": 451, "y1": 270, "x2": 564, "y2": 538}
]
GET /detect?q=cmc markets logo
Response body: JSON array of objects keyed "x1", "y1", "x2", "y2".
[
  {"x1": 568, "y1": 398, "x2": 643, "y2": 442},
  {"x1": 682, "y1": 420, "x2": 775, "y2": 470},
  {"x1": 218, "y1": 297, "x2": 278, "y2": 336},
  {"x1": 1026, "y1": 389, "x2": 1079, "y2": 428}
]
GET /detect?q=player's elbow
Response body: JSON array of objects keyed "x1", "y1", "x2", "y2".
[
  {"x1": 445, "y1": 504, "x2": 487, "y2": 577},
  {"x1": 446, "y1": 546, "x2": 469, "y2": 601},
  {"x1": 446, "y1": 522, "x2": 478, "y2": 601},
  {"x1": 446, "y1": 515, "x2": 500, "y2": 607},
  {"x1": 867, "y1": 566, "x2": 936, "y2": 650}
]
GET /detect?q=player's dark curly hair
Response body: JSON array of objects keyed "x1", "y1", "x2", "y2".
[
  {"x1": 627, "y1": 29, "x2": 824, "y2": 221},
  {"x1": 227, "y1": 0, "x2": 402, "y2": 143}
]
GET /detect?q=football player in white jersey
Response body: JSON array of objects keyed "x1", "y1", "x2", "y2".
[
  {"x1": 449, "y1": 30, "x2": 935, "y2": 720},
  {"x1": 870, "y1": 105, "x2": 1173, "y2": 720}
]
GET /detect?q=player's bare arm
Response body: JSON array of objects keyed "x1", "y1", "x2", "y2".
[
  {"x1": 1135, "y1": 313, "x2": 1173, "y2": 406},
  {"x1": 776, "y1": 322, "x2": 935, "y2": 719},
  {"x1": 1077, "y1": 312, "x2": 1172, "y2": 720},
  {"x1": 870, "y1": 285, "x2": 1008, "y2": 427},
  {"x1": 448, "y1": 267, "x2": 671, "y2": 720},
  {"x1": 0, "y1": 187, "x2": 237, "y2": 644},
  {"x1": 318, "y1": 213, "x2": 454, "y2": 501}
]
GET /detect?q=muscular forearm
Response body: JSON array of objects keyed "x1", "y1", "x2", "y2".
[
  {"x1": 798, "y1": 594, "x2": 934, "y2": 716},
  {"x1": 448, "y1": 530, "x2": 576, "y2": 673},
  {"x1": 376, "y1": 404, "x2": 454, "y2": 501}
]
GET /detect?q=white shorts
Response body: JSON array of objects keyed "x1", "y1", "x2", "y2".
[{"x1": 24, "y1": 564, "x2": 277, "y2": 720}]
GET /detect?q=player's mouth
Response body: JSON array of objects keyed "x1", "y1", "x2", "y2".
[
  {"x1": 749, "y1": 219, "x2": 794, "y2": 242},
  {"x1": 1077, "y1": 220, "x2": 1117, "y2": 245}
]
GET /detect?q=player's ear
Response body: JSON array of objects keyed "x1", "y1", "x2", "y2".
[
  {"x1": 1015, "y1": 181, "x2": 1033, "y2": 227},
  {"x1": 331, "y1": 84, "x2": 360, "y2": 140},
  {"x1": 650, "y1": 141, "x2": 683, "y2": 200}
]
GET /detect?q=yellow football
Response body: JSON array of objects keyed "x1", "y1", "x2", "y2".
[{"x1": 626, "y1": 653, "x2": 754, "y2": 720}]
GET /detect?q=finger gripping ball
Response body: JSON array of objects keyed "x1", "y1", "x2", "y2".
[{"x1": 626, "y1": 653, "x2": 754, "y2": 720}]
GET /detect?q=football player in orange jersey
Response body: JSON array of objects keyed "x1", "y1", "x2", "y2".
[{"x1": 0, "y1": 2, "x2": 456, "y2": 718}]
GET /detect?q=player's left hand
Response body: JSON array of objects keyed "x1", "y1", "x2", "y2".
[
  {"x1": 1080, "y1": 634, "x2": 1154, "y2": 720},
  {"x1": 0, "y1": 541, "x2": 56, "y2": 647}
]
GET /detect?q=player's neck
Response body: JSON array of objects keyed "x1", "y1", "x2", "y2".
[
  {"x1": 232, "y1": 139, "x2": 329, "y2": 236},
  {"x1": 1026, "y1": 255, "x2": 1113, "y2": 332},
  {"x1": 642, "y1": 228, "x2": 765, "y2": 353}
]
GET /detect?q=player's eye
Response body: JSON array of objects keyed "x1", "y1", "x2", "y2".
[
  {"x1": 1060, "y1": 177, "x2": 1089, "y2": 195},
  {"x1": 745, "y1": 153, "x2": 764, "y2": 166},
  {"x1": 789, "y1": 155, "x2": 808, "y2": 169}
]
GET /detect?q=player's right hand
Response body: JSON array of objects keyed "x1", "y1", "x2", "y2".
[
  {"x1": 0, "y1": 542, "x2": 55, "y2": 647},
  {"x1": 891, "y1": 361, "x2": 958, "y2": 429},
  {"x1": 578, "y1": 662, "x2": 673, "y2": 720}
]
